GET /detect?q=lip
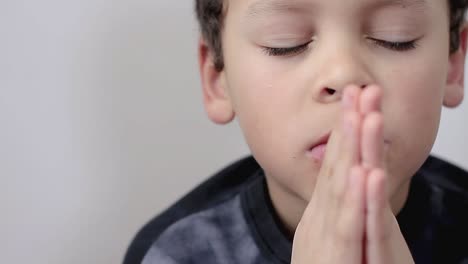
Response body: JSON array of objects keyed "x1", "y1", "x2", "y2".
[
  {"x1": 306, "y1": 133, "x2": 391, "y2": 161},
  {"x1": 307, "y1": 132, "x2": 331, "y2": 152},
  {"x1": 305, "y1": 132, "x2": 331, "y2": 162}
]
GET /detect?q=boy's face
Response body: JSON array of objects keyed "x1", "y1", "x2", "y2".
[{"x1": 201, "y1": 0, "x2": 466, "y2": 210}]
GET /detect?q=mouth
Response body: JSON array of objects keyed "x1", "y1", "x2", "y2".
[
  {"x1": 306, "y1": 133, "x2": 331, "y2": 162},
  {"x1": 305, "y1": 133, "x2": 391, "y2": 162}
]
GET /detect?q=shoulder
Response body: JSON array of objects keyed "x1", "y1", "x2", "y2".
[
  {"x1": 419, "y1": 155, "x2": 468, "y2": 196},
  {"x1": 142, "y1": 195, "x2": 261, "y2": 264},
  {"x1": 417, "y1": 155, "x2": 468, "y2": 262},
  {"x1": 417, "y1": 155, "x2": 468, "y2": 218},
  {"x1": 124, "y1": 156, "x2": 262, "y2": 264}
]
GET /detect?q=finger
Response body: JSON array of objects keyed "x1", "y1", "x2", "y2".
[
  {"x1": 327, "y1": 86, "x2": 362, "y2": 203},
  {"x1": 342, "y1": 85, "x2": 362, "y2": 111},
  {"x1": 335, "y1": 166, "x2": 367, "y2": 262},
  {"x1": 330, "y1": 111, "x2": 361, "y2": 197},
  {"x1": 335, "y1": 85, "x2": 362, "y2": 174},
  {"x1": 362, "y1": 112, "x2": 384, "y2": 169},
  {"x1": 360, "y1": 85, "x2": 383, "y2": 114},
  {"x1": 316, "y1": 85, "x2": 361, "y2": 190},
  {"x1": 365, "y1": 168, "x2": 392, "y2": 263},
  {"x1": 366, "y1": 168, "x2": 414, "y2": 264}
]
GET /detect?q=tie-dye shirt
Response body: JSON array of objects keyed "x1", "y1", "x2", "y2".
[{"x1": 124, "y1": 156, "x2": 468, "y2": 264}]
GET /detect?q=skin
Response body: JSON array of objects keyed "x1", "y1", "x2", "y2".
[{"x1": 198, "y1": 0, "x2": 468, "y2": 262}]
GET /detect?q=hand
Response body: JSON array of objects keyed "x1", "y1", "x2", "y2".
[
  {"x1": 359, "y1": 86, "x2": 414, "y2": 264},
  {"x1": 291, "y1": 84, "x2": 366, "y2": 264},
  {"x1": 291, "y1": 85, "x2": 414, "y2": 264}
]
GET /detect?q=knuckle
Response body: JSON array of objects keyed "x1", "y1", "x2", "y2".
[
  {"x1": 334, "y1": 210, "x2": 361, "y2": 246},
  {"x1": 375, "y1": 225, "x2": 393, "y2": 243},
  {"x1": 330, "y1": 175, "x2": 346, "y2": 202},
  {"x1": 334, "y1": 217, "x2": 356, "y2": 244},
  {"x1": 320, "y1": 163, "x2": 334, "y2": 180},
  {"x1": 320, "y1": 165, "x2": 346, "y2": 204},
  {"x1": 331, "y1": 186, "x2": 345, "y2": 204},
  {"x1": 334, "y1": 225, "x2": 356, "y2": 246}
]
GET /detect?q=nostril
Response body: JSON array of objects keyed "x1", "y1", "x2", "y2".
[{"x1": 325, "y1": 88, "x2": 336, "y2": 95}]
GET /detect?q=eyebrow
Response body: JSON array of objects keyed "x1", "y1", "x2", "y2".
[
  {"x1": 244, "y1": 0, "x2": 315, "y2": 19},
  {"x1": 372, "y1": 0, "x2": 427, "y2": 9},
  {"x1": 244, "y1": 0, "x2": 427, "y2": 19}
]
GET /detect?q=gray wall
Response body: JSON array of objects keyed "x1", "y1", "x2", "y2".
[{"x1": 1, "y1": 1, "x2": 467, "y2": 263}]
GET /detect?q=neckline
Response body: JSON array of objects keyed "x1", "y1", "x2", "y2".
[
  {"x1": 240, "y1": 169, "x2": 431, "y2": 264},
  {"x1": 241, "y1": 170, "x2": 292, "y2": 264}
]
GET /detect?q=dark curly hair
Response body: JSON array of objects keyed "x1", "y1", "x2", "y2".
[{"x1": 195, "y1": 0, "x2": 468, "y2": 71}]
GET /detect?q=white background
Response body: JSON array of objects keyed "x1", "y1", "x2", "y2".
[{"x1": 1, "y1": 1, "x2": 467, "y2": 263}]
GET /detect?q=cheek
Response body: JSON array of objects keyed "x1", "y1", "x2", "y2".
[
  {"x1": 227, "y1": 68, "x2": 295, "y2": 159},
  {"x1": 383, "y1": 54, "x2": 447, "y2": 189},
  {"x1": 223, "y1": 38, "x2": 299, "y2": 155},
  {"x1": 224, "y1": 46, "x2": 314, "y2": 196}
]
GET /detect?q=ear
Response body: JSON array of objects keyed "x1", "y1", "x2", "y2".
[
  {"x1": 444, "y1": 22, "x2": 468, "y2": 108},
  {"x1": 198, "y1": 37, "x2": 235, "y2": 124}
]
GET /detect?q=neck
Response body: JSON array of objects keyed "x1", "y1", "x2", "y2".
[{"x1": 265, "y1": 175, "x2": 412, "y2": 239}]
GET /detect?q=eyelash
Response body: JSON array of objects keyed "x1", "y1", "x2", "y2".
[
  {"x1": 262, "y1": 42, "x2": 312, "y2": 56},
  {"x1": 369, "y1": 38, "x2": 418, "y2": 52},
  {"x1": 262, "y1": 39, "x2": 418, "y2": 56}
]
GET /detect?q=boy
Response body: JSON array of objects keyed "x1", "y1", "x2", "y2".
[{"x1": 124, "y1": 0, "x2": 468, "y2": 263}]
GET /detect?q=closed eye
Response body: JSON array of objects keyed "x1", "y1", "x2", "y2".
[
  {"x1": 261, "y1": 38, "x2": 419, "y2": 57},
  {"x1": 368, "y1": 38, "x2": 419, "y2": 52},
  {"x1": 261, "y1": 41, "x2": 312, "y2": 56}
]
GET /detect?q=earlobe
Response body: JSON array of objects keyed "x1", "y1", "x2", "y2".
[
  {"x1": 198, "y1": 38, "x2": 235, "y2": 124},
  {"x1": 444, "y1": 23, "x2": 468, "y2": 108}
]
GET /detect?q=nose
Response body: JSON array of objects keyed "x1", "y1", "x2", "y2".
[{"x1": 311, "y1": 44, "x2": 373, "y2": 103}]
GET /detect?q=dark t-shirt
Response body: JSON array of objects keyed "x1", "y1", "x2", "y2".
[{"x1": 124, "y1": 155, "x2": 468, "y2": 264}]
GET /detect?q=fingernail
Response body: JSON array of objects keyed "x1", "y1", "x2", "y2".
[
  {"x1": 342, "y1": 90, "x2": 354, "y2": 109},
  {"x1": 349, "y1": 167, "x2": 362, "y2": 189},
  {"x1": 344, "y1": 115, "x2": 353, "y2": 135},
  {"x1": 342, "y1": 93, "x2": 349, "y2": 109},
  {"x1": 350, "y1": 167, "x2": 358, "y2": 187}
]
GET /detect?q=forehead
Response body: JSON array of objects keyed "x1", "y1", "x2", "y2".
[
  {"x1": 226, "y1": 0, "x2": 443, "y2": 18},
  {"x1": 244, "y1": 0, "x2": 428, "y2": 10}
]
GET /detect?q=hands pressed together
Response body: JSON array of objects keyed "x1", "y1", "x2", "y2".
[{"x1": 291, "y1": 85, "x2": 414, "y2": 264}]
